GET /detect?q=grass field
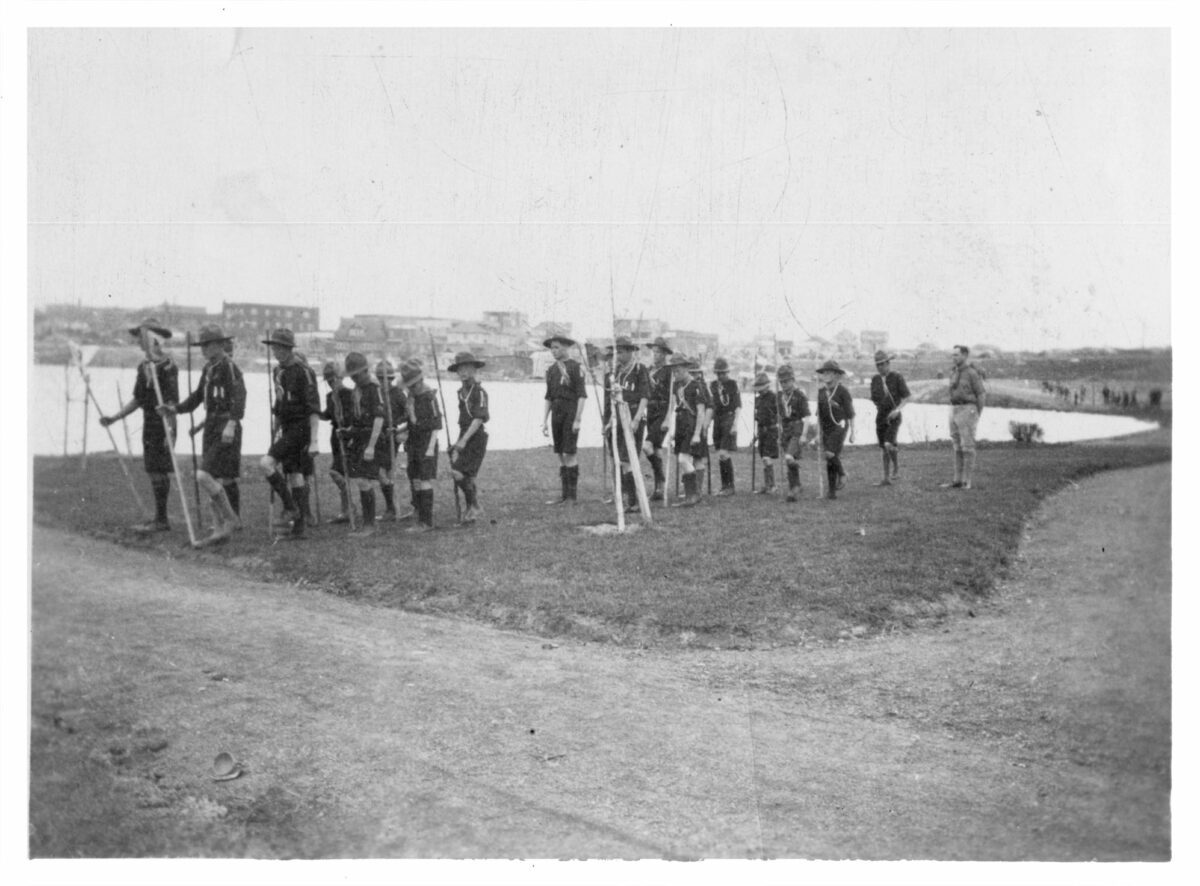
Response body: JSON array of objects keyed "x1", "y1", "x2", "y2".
[{"x1": 32, "y1": 432, "x2": 1170, "y2": 649}]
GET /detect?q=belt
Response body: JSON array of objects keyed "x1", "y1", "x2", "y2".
[{"x1": 951, "y1": 400, "x2": 977, "y2": 406}]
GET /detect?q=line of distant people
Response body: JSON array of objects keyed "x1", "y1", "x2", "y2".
[{"x1": 1041, "y1": 381, "x2": 1164, "y2": 410}]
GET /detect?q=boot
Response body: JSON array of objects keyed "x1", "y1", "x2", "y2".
[
  {"x1": 349, "y1": 491, "x2": 376, "y2": 536},
  {"x1": 717, "y1": 459, "x2": 734, "y2": 495},
  {"x1": 549, "y1": 466, "x2": 570, "y2": 505},
  {"x1": 286, "y1": 485, "x2": 309, "y2": 539},
  {"x1": 621, "y1": 472, "x2": 638, "y2": 513},
  {"x1": 380, "y1": 483, "x2": 397, "y2": 520},
  {"x1": 677, "y1": 472, "x2": 698, "y2": 507},
  {"x1": 648, "y1": 454, "x2": 664, "y2": 501},
  {"x1": 757, "y1": 464, "x2": 776, "y2": 494},
  {"x1": 826, "y1": 465, "x2": 839, "y2": 499},
  {"x1": 225, "y1": 482, "x2": 242, "y2": 526},
  {"x1": 330, "y1": 481, "x2": 351, "y2": 524},
  {"x1": 961, "y1": 452, "x2": 975, "y2": 490},
  {"x1": 417, "y1": 488, "x2": 435, "y2": 529},
  {"x1": 569, "y1": 465, "x2": 580, "y2": 501},
  {"x1": 786, "y1": 464, "x2": 801, "y2": 502}
]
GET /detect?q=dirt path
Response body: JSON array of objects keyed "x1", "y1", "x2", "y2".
[{"x1": 29, "y1": 464, "x2": 1170, "y2": 859}]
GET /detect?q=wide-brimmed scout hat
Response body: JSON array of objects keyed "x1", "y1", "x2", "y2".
[
  {"x1": 195, "y1": 324, "x2": 232, "y2": 347},
  {"x1": 713, "y1": 357, "x2": 731, "y2": 373},
  {"x1": 817, "y1": 359, "x2": 846, "y2": 375},
  {"x1": 645, "y1": 336, "x2": 673, "y2": 354},
  {"x1": 400, "y1": 358, "x2": 424, "y2": 386},
  {"x1": 261, "y1": 328, "x2": 296, "y2": 348},
  {"x1": 613, "y1": 335, "x2": 638, "y2": 352},
  {"x1": 321, "y1": 361, "x2": 341, "y2": 379},
  {"x1": 344, "y1": 351, "x2": 370, "y2": 375},
  {"x1": 375, "y1": 359, "x2": 396, "y2": 380},
  {"x1": 666, "y1": 353, "x2": 697, "y2": 369},
  {"x1": 873, "y1": 349, "x2": 896, "y2": 365},
  {"x1": 752, "y1": 371, "x2": 773, "y2": 391},
  {"x1": 127, "y1": 317, "x2": 172, "y2": 339},
  {"x1": 448, "y1": 351, "x2": 486, "y2": 372},
  {"x1": 776, "y1": 364, "x2": 796, "y2": 382},
  {"x1": 543, "y1": 334, "x2": 576, "y2": 348}
]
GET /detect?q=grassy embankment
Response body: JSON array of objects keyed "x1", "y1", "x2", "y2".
[{"x1": 33, "y1": 431, "x2": 1170, "y2": 649}]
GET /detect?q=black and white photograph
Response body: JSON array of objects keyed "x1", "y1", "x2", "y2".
[{"x1": 7, "y1": 1, "x2": 1187, "y2": 880}]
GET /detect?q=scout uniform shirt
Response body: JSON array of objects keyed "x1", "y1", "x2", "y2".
[
  {"x1": 177, "y1": 354, "x2": 246, "y2": 430},
  {"x1": 603, "y1": 360, "x2": 650, "y2": 426},
  {"x1": 755, "y1": 388, "x2": 779, "y2": 434},
  {"x1": 817, "y1": 383, "x2": 855, "y2": 435},
  {"x1": 777, "y1": 387, "x2": 810, "y2": 433},
  {"x1": 133, "y1": 356, "x2": 180, "y2": 444},
  {"x1": 457, "y1": 380, "x2": 490, "y2": 432},
  {"x1": 544, "y1": 357, "x2": 588, "y2": 406},
  {"x1": 709, "y1": 375, "x2": 742, "y2": 420},
  {"x1": 870, "y1": 370, "x2": 911, "y2": 418},
  {"x1": 406, "y1": 386, "x2": 443, "y2": 457},
  {"x1": 272, "y1": 357, "x2": 321, "y2": 429}
]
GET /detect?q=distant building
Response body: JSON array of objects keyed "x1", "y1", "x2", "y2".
[
  {"x1": 667, "y1": 329, "x2": 720, "y2": 364},
  {"x1": 860, "y1": 329, "x2": 889, "y2": 355},
  {"x1": 223, "y1": 301, "x2": 319, "y2": 345},
  {"x1": 614, "y1": 317, "x2": 669, "y2": 341}
]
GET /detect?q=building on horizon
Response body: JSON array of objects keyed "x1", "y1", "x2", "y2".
[{"x1": 223, "y1": 301, "x2": 319, "y2": 346}]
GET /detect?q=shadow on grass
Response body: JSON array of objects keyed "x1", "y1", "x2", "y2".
[{"x1": 33, "y1": 431, "x2": 1170, "y2": 650}]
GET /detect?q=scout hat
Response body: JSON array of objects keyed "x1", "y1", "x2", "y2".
[
  {"x1": 375, "y1": 359, "x2": 396, "y2": 380},
  {"x1": 713, "y1": 357, "x2": 731, "y2": 373},
  {"x1": 195, "y1": 324, "x2": 232, "y2": 347},
  {"x1": 127, "y1": 317, "x2": 172, "y2": 339},
  {"x1": 399, "y1": 357, "x2": 424, "y2": 386},
  {"x1": 344, "y1": 351, "x2": 370, "y2": 375},
  {"x1": 261, "y1": 328, "x2": 296, "y2": 348},
  {"x1": 543, "y1": 334, "x2": 576, "y2": 348},
  {"x1": 776, "y1": 364, "x2": 795, "y2": 382},
  {"x1": 645, "y1": 336, "x2": 673, "y2": 354},
  {"x1": 321, "y1": 361, "x2": 341, "y2": 380},
  {"x1": 666, "y1": 353, "x2": 697, "y2": 369},
  {"x1": 752, "y1": 371, "x2": 773, "y2": 391},
  {"x1": 817, "y1": 359, "x2": 846, "y2": 375},
  {"x1": 873, "y1": 349, "x2": 896, "y2": 365},
  {"x1": 448, "y1": 350, "x2": 486, "y2": 372},
  {"x1": 614, "y1": 335, "x2": 638, "y2": 352}
]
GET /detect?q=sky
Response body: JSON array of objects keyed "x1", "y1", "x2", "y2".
[{"x1": 27, "y1": 25, "x2": 1170, "y2": 353}]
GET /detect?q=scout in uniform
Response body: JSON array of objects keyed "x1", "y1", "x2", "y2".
[
  {"x1": 641, "y1": 336, "x2": 674, "y2": 501},
  {"x1": 603, "y1": 335, "x2": 650, "y2": 513},
  {"x1": 776, "y1": 364, "x2": 813, "y2": 502},
  {"x1": 99, "y1": 318, "x2": 180, "y2": 533},
  {"x1": 942, "y1": 345, "x2": 986, "y2": 490},
  {"x1": 540, "y1": 335, "x2": 588, "y2": 504},
  {"x1": 751, "y1": 371, "x2": 780, "y2": 494},
  {"x1": 448, "y1": 351, "x2": 490, "y2": 524},
  {"x1": 342, "y1": 352, "x2": 385, "y2": 537},
  {"x1": 375, "y1": 360, "x2": 411, "y2": 521},
  {"x1": 162, "y1": 324, "x2": 245, "y2": 545},
  {"x1": 401, "y1": 358, "x2": 443, "y2": 530},
  {"x1": 709, "y1": 356, "x2": 742, "y2": 495},
  {"x1": 669, "y1": 354, "x2": 705, "y2": 507},
  {"x1": 320, "y1": 361, "x2": 355, "y2": 524},
  {"x1": 689, "y1": 363, "x2": 714, "y2": 494},
  {"x1": 815, "y1": 360, "x2": 856, "y2": 500},
  {"x1": 869, "y1": 350, "x2": 911, "y2": 485},
  {"x1": 260, "y1": 328, "x2": 320, "y2": 539}
]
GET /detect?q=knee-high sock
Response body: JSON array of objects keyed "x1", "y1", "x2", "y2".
[
  {"x1": 151, "y1": 476, "x2": 170, "y2": 521},
  {"x1": 359, "y1": 489, "x2": 376, "y2": 525}
]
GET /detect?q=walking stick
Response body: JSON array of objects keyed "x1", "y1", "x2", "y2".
[
  {"x1": 814, "y1": 376, "x2": 826, "y2": 499},
  {"x1": 185, "y1": 332, "x2": 202, "y2": 522},
  {"x1": 750, "y1": 425, "x2": 757, "y2": 493},
  {"x1": 578, "y1": 341, "x2": 610, "y2": 498},
  {"x1": 139, "y1": 329, "x2": 198, "y2": 546},
  {"x1": 73, "y1": 354, "x2": 148, "y2": 517},
  {"x1": 428, "y1": 334, "x2": 462, "y2": 523},
  {"x1": 663, "y1": 386, "x2": 676, "y2": 506},
  {"x1": 265, "y1": 337, "x2": 276, "y2": 536},
  {"x1": 328, "y1": 382, "x2": 359, "y2": 532},
  {"x1": 376, "y1": 350, "x2": 398, "y2": 520}
]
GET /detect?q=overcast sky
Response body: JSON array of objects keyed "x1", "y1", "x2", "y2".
[{"x1": 28, "y1": 27, "x2": 1170, "y2": 351}]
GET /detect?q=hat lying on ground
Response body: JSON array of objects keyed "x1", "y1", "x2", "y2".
[
  {"x1": 261, "y1": 328, "x2": 296, "y2": 348},
  {"x1": 448, "y1": 351, "x2": 486, "y2": 372}
]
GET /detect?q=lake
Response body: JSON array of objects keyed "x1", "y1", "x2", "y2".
[{"x1": 35, "y1": 363, "x2": 1158, "y2": 458}]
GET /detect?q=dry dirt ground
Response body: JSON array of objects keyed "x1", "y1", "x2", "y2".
[{"x1": 29, "y1": 463, "x2": 1171, "y2": 860}]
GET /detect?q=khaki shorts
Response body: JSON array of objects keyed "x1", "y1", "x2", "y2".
[{"x1": 950, "y1": 404, "x2": 979, "y2": 453}]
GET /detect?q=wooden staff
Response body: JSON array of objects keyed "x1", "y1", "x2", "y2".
[
  {"x1": 185, "y1": 332, "x2": 202, "y2": 521},
  {"x1": 76, "y1": 361, "x2": 148, "y2": 518},
  {"x1": 428, "y1": 334, "x2": 462, "y2": 523}
]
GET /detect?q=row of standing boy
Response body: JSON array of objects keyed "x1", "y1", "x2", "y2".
[
  {"x1": 100, "y1": 318, "x2": 489, "y2": 547},
  {"x1": 100, "y1": 318, "x2": 971, "y2": 546},
  {"x1": 539, "y1": 333, "x2": 914, "y2": 511}
]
